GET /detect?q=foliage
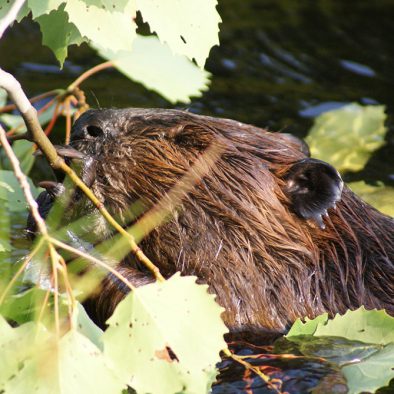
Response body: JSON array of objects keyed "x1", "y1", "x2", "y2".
[
  {"x1": 0, "y1": 276, "x2": 227, "y2": 394},
  {"x1": 103, "y1": 274, "x2": 228, "y2": 394},
  {"x1": 1, "y1": 0, "x2": 221, "y2": 103},
  {"x1": 306, "y1": 103, "x2": 387, "y2": 173},
  {"x1": 306, "y1": 103, "x2": 394, "y2": 217},
  {"x1": 348, "y1": 181, "x2": 394, "y2": 217},
  {"x1": 95, "y1": 35, "x2": 210, "y2": 104},
  {"x1": 286, "y1": 307, "x2": 394, "y2": 394}
]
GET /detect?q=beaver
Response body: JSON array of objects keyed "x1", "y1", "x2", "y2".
[{"x1": 30, "y1": 108, "x2": 394, "y2": 334}]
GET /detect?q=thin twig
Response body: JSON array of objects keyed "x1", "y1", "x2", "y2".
[
  {"x1": 0, "y1": 248, "x2": 34, "y2": 305},
  {"x1": 0, "y1": 90, "x2": 60, "y2": 114},
  {"x1": 49, "y1": 245, "x2": 60, "y2": 335},
  {"x1": 64, "y1": 96, "x2": 72, "y2": 144},
  {"x1": 49, "y1": 237, "x2": 135, "y2": 291},
  {"x1": 0, "y1": 68, "x2": 164, "y2": 281},
  {"x1": 222, "y1": 348, "x2": 282, "y2": 394},
  {"x1": 0, "y1": 125, "x2": 49, "y2": 236}
]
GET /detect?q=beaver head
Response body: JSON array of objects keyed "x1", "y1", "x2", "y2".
[{"x1": 32, "y1": 108, "x2": 394, "y2": 333}]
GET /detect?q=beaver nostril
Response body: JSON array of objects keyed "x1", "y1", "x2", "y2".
[{"x1": 86, "y1": 125, "x2": 104, "y2": 138}]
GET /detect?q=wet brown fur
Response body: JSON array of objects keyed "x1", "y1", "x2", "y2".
[{"x1": 69, "y1": 108, "x2": 394, "y2": 333}]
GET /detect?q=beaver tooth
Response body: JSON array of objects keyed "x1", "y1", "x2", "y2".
[
  {"x1": 38, "y1": 181, "x2": 65, "y2": 197},
  {"x1": 54, "y1": 145, "x2": 85, "y2": 160}
]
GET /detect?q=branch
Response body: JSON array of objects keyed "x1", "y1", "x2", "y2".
[
  {"x1": 0, "y1": 0, "x2": 25, "y2": 39},
  {"x1": 0, "y1": 124, "x2": 49, "y2": 236},
  {"x1": 0, "y1": 68, "x2": 164, "y2": 281}
]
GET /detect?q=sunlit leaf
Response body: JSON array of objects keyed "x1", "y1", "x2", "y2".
[
  {"x1": 306, "y1": 104, "x2": 387, "y2": 173},
  {"x1": 136, "y1": 0, "x2": 221, "y2": 67},
  {"x1": 1, "y1": 326, "x2": 125, "y2": 394},
  {"x1": 0, "y1": 318, "x2": 49, "y2": 390},
  {"x1": 286, "y1": 312, "x2": 328, "y2": 338},
  {"x1": 28, "y1": 0, "x2": 65, "y2": 18},
  {"x1": 73, "y1": 302, "x2": 104, "y2": 350},
  {"x1": 348, "y1": 181, "x2": 394, "y2": 217},
  {"x1": 0, "y1": 170, "x2": 41, "y2": 212},
  {"x1": 95, "y1": 35, "x2": 211, "y2": 103},
  {"x1": 64, "y1": 0, "x2": 136, "y2": 53},
  {"x1": 103, "y1": 274, "x2": 228, "y2": 394},
  {"x1": 36, "y1": 5, "x2": 85, "y2": 67},
  {"x1": 314, "y1": 307, "x2": 394, "y2": 345},
  {"x1": 0, "y1": 1, "x2": 30, "y2": 24}
]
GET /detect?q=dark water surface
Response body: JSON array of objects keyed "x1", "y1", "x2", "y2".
[
  {"x1": 1, "y1": 1, "x2": 394, "y2": 393},
  {"x1": 1, "y1": 0, "x2": 394, "y2": 185}
]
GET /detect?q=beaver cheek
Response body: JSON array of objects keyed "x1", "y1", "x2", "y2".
[{"x1": 283, "y1": 158, "x2": 343, "y2": 229}]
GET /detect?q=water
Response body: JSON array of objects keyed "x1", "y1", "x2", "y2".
[{"x1": 1, "y1": 1, "x2": 394, "y2": 392}]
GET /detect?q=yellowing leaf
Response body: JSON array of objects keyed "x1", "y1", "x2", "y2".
[
  {"x1": 136, "y1": 0, "x2": 221, "y2": 67},
  {"x1": 103, "y1": 274, "x2": 228, "y2": 394},
  {"x1": 306, "y1": 104, "x2": 387, "y2": 173},
  {"x1": 64, "y1": 0, "x2": 136, "y2": 53},
  {"x1": 348, "y1": 181, "x2": 394, "y2": 217},
  {"x1": 3, "y1": 329, "x2": 125, "y2": 394},
  {"x1": 95, "y1": 35, "x2": 211, "y2": 103}
]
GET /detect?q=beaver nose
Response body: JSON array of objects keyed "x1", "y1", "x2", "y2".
[
  {"x1": 72, "y1": 123, "x2": 105, "y2": 141},
  {"x1": 85, "y1": 125, "x2": 104, "y2": 137}
]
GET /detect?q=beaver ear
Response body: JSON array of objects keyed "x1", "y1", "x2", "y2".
[{"x1": 284, "y1": 158, "x2": 343, "y2": 229}]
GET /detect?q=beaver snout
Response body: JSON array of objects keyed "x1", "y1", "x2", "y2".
[
  {"x1": 71, "y1": 109, "x2": 119, "y2": 144},
  {"x1": 72, "y1": 119, "x2": 105, "y2": 141}
]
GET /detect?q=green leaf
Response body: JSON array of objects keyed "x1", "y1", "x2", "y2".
[
  {"x1": 287, "y1": 308, "x2": 394, "y2": 394},
  {"x1": 12, "y1": 140, "x2": 35, "y2": 175},
  {"x1": 73, "y1": 302, "x2": 104, "y2": 351},
  {"x1": 306, "y1": 104, "x2": 387, "y2": 173},
  {"x1": 348, "y1": 181, "x2": 394, "y2": 217},
  {"x1": 36, "y1": 5, "x2": 85, "y2": 67},
  {"x1": 96, "y1": 35, "x2": 211, "y2": 103},
  {"x1": 0, "y1": 318, "x2": 50, "y2": 390},
  {"x1": 16, "y1": 1, "x2": 31, "y2": 22},
  {"x1": 342, "y1": 343, "x2": 394, "y2": 394},
  {"x1": 1, "y1": 327, "x2": 125, "y2": 394},
  {"x1": 64, "y1": 0, "x2": 136, "y2": 53},
  {"x1": 136, "y1": 0, "x2": 221, "y2": 67},
  {"x1": 314, "y1": 307, "x2": 394, "y2": 345},
  {"x1": 286, "y1": 312, "x2": 328, "y2": 338},
  {"x1": 0, "y1": 288, "x2": 72, "y2": 325},
  {"x1": 0, "y1": 170, "x2": 41, "y2": 212},
  {"x1": 28, "y1": 0, "x2": 65, "y2": 18},
  {"x1": 103, "y1": 273, "x2": 228, "y2": 394}
]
